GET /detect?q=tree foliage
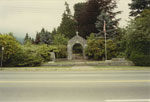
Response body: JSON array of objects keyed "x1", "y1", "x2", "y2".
[
  {"x1": 115, "y1": 27, "x2": 127, "y2": 57},
  {"x1": 125, "y1": 10, "x2": 150, "y2": 66},
  {"x1": 36, "y1": 45, "x2": 51, "y2": 62},
  {"x1": 35, "y1": 33, "x2": 41, "y2": 44},
  {"x1": 53, "y1": 34, "x2": 68, "y2": 45},
  {"x1": 48, "y1": 45, "x2": 67, "y2": 58},
  {"x1": 129, "y1": 0, "x2": 150, "y2": 17},
  {"x1": 74, "y1": 0, "x2": 120, "y2": 38},
  {"x1": 119, "y1": 10, "x2": 150, "y2": 66},
  {"x1": 86, "y1": 33, "x2": 117, "y2": 60},
  {"x1": 0, "y1": 34, "x2": 53, "y2": 67},
  {"x1": 51, "y1": 28, "x2": 57, "y2": 39},
  {"x1": 24, "y1": 33, "x2": 32, "y2": 44},
  {"x1": 39, "y1": 28, "x2": 52, "y2": 45},
  {"x1": 95, "y1": 10, "x2": 119, "y2": 38},
  {"x1": 0, "y1": 34, "x2": 20, "y2": 64},
  {"x1": 57, "y1": 2, "x2": 76, "y2": 39},
  {"x1": 11, "y1": 47, "x2": 43, "y2": 67},
  {"x1": 74, "y1": 3, "x2": 86, "y2": 22},
  {"x1": 35, "y1": 28, "x2": 52, "y2": 45}
]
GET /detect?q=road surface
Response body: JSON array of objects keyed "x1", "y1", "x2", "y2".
[{"x1": 0, "y1": 71, "x2": 150, "y2": 102}]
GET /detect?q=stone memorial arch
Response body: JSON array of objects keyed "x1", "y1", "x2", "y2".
[{"x1": 67, "y1": 33, "x2": 87, "y2": 60}]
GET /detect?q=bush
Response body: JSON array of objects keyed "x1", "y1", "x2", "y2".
[
  {"x1": 0, "y1": 34, "x2": 67, "y2": 67},
  {"x1": 86, "y1": 34, "x2": 117, "y2": 60},
  {"x1": 0, "y1": 34, "x2": 21, "y2": 66},
  {"x1": 126, "y1": 34, "x2": 150, "y2": 66},
  {"x1": 125, "y1": 10, "x2": 150, "y2": 66},
  {"x1": 49, "y1": 45, "x2": 67, "y2": 58},
  {"x1": 0, "y1": 35, "x2": 46, "y2": 67},
  {"x1": 15, "y1": 50, "x2": 42, "y2": 67},
  {"x1": 52, "y1": 34, "x2": 68, "y2": 45},
  {"x1": 50, "y1": 33, "x2": 68, "y2": 58},
  {"x1": 37, "y1": 44, "x2": 51, "y2": 62},
  {"x1": 115, "y1": 28, "x2": 128, "y2": 57},
  {"x1": 5, "y1": 45, "x2": 43, "y2": 67},
  {"x1": 130, "y1": 51, "x2": 150, "y2": 66}
]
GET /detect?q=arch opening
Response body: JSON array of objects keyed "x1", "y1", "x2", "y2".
[{"x1": 72, "y1": 43, "x2": 83, "y2": 60}]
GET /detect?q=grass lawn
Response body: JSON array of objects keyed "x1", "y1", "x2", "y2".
[
  {"x1": 93, "y1": 66, "x2": 150, "y2": 70},
  {"x1": 0, "y1": 66, "x2": 149, "y2": 71},
  {"x1": 94, "y1": 65, "x2": 150, "y2": 68}
]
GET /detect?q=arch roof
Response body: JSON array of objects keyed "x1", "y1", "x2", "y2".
[{"x1": 68, "y1": 34, "x2": 87, "y2": 46}]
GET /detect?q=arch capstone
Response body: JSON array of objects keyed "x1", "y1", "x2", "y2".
[{"x1": 67, "y1": 33, "x2": 87, "y2": 60}]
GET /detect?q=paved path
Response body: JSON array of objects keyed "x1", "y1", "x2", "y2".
[{"x1": 0, "y1": 71, "x2": 150, "y2": 102}]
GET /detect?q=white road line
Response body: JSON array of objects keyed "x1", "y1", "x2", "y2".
[
  {"x1": 0, "y1": 80, "x2": 150, "y2": 83},
  {"x1": 0, "y1": 71, "x2": 150, "y2": 74},
  {"x1": 105, "y1": 99, "x2": 150, "y2": 102}
]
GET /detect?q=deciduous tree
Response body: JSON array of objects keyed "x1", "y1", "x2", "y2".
[{"x1": 0, "y1": 34, "x2": 20, "y2": 66}]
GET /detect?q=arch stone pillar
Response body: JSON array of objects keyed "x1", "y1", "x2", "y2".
[
  {"x1": 67, "y1": 44, "x2": 72, "y2": 60},
  {"x1": 67, "y1": 34, "x2": 87, "y2": 60}
]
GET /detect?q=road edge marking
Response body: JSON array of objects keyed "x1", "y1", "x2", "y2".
[
  {"x1": 105, "y1": 99, "x2": 150, "y2": 102},
  {"x1": 0, "y1": 80, "x2": 150, "y2": 83}
]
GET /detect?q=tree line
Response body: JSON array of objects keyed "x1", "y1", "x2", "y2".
[
  {"x1": 24, "y1": 0, "x2": 121, "y2": 45},
  {"x1": 0, "y1": 0, "x2": 150, "y2": 66}
]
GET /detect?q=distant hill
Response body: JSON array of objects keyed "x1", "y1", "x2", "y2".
[{"x1": 16, "y1": 37, "x2": 24, "y2": 44}]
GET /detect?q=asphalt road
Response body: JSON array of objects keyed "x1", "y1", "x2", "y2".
[{"x1": 0, "y1": 71, "x2": 150, "y2": 102}]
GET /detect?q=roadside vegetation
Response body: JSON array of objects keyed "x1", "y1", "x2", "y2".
[{"x1": 0, "y1": 0, "x2": 150, "y2": 67}]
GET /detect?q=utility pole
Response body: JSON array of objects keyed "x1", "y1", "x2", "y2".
[
  {"x1": 104, "y1": 21, "x2": 107, "y2": 61},
  {"x1": 1, "y1": 47, "x2": 4, "y2": 67}
]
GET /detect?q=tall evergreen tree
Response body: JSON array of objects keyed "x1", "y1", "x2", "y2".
[
  {"x1": 74, "y1": 0, "x2": 120, "y2": 38},
  {"x1": 24, "y1": 33, "x2": 32, "y2": 44},
  {"x1": 57, "y1": 2, "x2": 76, "y2": 38},
  {"x1": 95, "y1": 10, "x2": 119, "y2": 38},
  {"x1": 64, "y1": 1, "x2": 71, "y2": 16},
  {"x1": 24, "y1": 33, "x2": 29, "y2": 43},
  {"x1": 31, "y1": 38, "x2": 35, "y2": 44},
  {"x1": 39, "y1": 28, "x2": 52, "y2": 45},
  {"x1": 35, "y1": 33, "x2": 41, "y2": 44},
  {"x1": 51, "y1": 28, "x2": 57, "y2": 36},
  {"x1": 51, "y1": 28, "x2": 57, "y2": 40},
  {"x1": 74, "y1": 3, "x2": 86, "y2": 22},
  {"x1": 129, "y1": 0, "x2": 150, "y2": 17},
  {"x1": 74, "y1": 3, "x2": 86, "y2": 36}
]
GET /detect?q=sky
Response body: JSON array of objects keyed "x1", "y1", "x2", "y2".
[{"x1": 0, "y1": 0, "x2": 131, "y2": 38}]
